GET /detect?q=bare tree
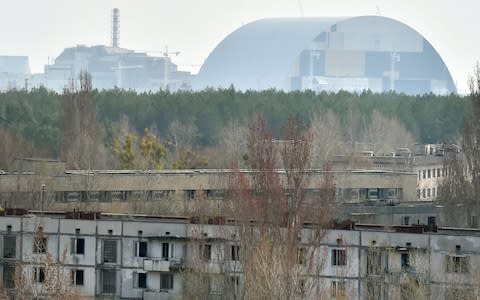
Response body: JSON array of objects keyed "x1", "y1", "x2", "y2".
[
  {"x1": 219, "y1": 120, "x2": 249, "y2": 168},
  {"x1": 438, "y1": 64, "x2": 480, "y2": 227},
  {"x1": 310, "y1": 110, "x2": 343, "y2": 167},
  {"x1": 4, "y1": 221, "x2": 85, "y2": 299},
  {"x1": 168, "y1": 120, "x2": 198, "y2": 158},
  {"x1": 220, "y1": 116, "x2": 332, "y2": 299},
  {"x1": 361, "y1": 110, "x2": 415, "y2": 154},
  {"x1": 60, "y1": 71, "x2": 106, "y2": 169}
]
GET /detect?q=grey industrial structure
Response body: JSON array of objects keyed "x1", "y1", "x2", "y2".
[
  {"x1": 44, "y1": 45, "x2": 192, "y2": 92},
  {"x1": 0, "y1": 211, "x2": 479, "y2": 299},
  {"x1": 0, "y1": 56, "x2": 31, "y2": 91},
  {"x1": 195, "y1": 16, "x2": 456, "y2": 94},
  {"x1": 2, "y1": 15, "x2": 456, "y2": 94}
]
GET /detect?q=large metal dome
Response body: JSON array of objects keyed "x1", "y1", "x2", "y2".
[{"x1": 195, "y1": 16, "x2": 456, "y2": 95}]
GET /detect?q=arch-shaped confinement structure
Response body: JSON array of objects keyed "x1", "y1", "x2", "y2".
[{"x1": 195, "y1": 16, "x2": 456, "y2": 95}]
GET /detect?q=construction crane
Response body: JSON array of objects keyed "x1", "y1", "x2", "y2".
[
  {"x1": 144, "y1": 46, "x2": 180, "y2": 89},
  {"x1": 161, "y1": 46, "x2": 180, "y2": 89}
]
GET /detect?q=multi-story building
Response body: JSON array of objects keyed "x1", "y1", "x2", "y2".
[
  {"x1": 0, "y1": 211, "x2": 479, "y2": 299},
  {"x1": 331, "y1": 144, "x2": 450, "y2": 202},
  {"x1": 0, "y1": 158, "x2": 417, "y2": 214}
]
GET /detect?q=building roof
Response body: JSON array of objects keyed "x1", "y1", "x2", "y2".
[
  {"x1": 196, "y1": 17, "x2": 345, "y2": 90},
  {"x1": 195, "y1": 16, "x2": 456, "y2": 94}
]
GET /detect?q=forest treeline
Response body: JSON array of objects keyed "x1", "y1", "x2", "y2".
[{"x1": 0, "y1": 86, "x2": 470, "y2": 169}]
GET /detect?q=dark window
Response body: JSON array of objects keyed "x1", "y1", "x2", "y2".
[
  {"x1": 427, "y1": 169, "x2": 431, "y2": 178},
  {"x1": 401, "y1": 253, "x2": 410, "y2": 270},
  {"x1": 402, "y1": 216, "x2": 410, "y2": 225},
  {"x1": 230, "y1": 275, "x2": 240, "y2": 289},
  {"x1": 331, "y1": 249, "x2": 346, "y2": 266},
  {"x1": 3, "y1": 263, "x2": 15, "y2": 288},
  {"x1": 231, "y1": 245, "x2": 240, "y2": 261},
  {"x1": 137, "y1": 273, "x2": 147, "y2": 288},
  {"x1": 427, "y1": 216, "x2": 436, "y2": 225},
  {"x1": 446, "y1": 256, "x2": 469, "y2": 273},
  {"x1": 71, "y1": 238, "x2": 85, "y2": 255},
  {"x1": 162, "y1": 242, "x2": 169, "y2": 259},
  {"x1": 71, "y1": 269, "x2": 84, "y2": 286},
  {"x1": 3, "y1": 236, "x2": 16, "y2": 258},
  {"x1": 185, "y1": 190, "x2": 196, "y2": 200},
  {"x1": 102, "y1": 270, "x2": 116, "y2": 294},
  {"x1": 422, "y1": 170, "x2": 426, "y2": 179},
  {"x1": 160, "y1": 273, "x2": 174, "y2": 290},
  {"x1": 103, "y1": 240, "x2": 117, "y2": 263},
  {"x1": 200, "y1": 244, "x2": 212, "y2": 261},
  {"x1": 135, "y1": 241, "x2": 147, "y2": 257},
  {"x1": 33, "y1": 267, "x2": 45, "y2": 283},
  {"x1": 296, "y1": 247, "x2": 306, "y2": 265},
  {"x1": 437, "y1": 168, "x2": 441, "y2": 177}
]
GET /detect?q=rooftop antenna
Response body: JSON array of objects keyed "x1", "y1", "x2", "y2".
[{"x1": 112, "y1": 8, "x2": 120, "y2": 48}]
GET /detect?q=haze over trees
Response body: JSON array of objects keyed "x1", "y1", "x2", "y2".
[{"x1": 0, "y1": 83, "x2": 469, "y2": 170}]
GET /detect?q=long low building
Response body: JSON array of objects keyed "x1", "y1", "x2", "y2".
[
  {"x1": 0, "y1": 159, "x2": 416, "y2": 214},
  {"x1": 0, "y1": 211, "x2": 478, "y2": 299}
]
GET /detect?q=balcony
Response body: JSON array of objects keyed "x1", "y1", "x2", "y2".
[
  {"x1": 143, "y1": 257, "x2": 183, "y2": 272},
  {"x1": 143, "y1": 289, "x2": 173, "y2": 300}
]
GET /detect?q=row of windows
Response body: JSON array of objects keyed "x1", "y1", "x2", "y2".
[
  {"x1": 0, "y1": 187, "x2": 405, "y2": 203},
  {"x1": 365, "y1": 250, "x2": 469, "y2": 275},
  {"x1": 418, "y1": 168, "x2": 445, "y2": 180},
  {"x1": 417, "y1": 187, "x2": 438, "y2": 199},
  {"x1": 31, "y1": 268, "x2": 173, "y2": 293},
  {"x1": 32, "y1": 267, "x2": 84, "y2": 286}
]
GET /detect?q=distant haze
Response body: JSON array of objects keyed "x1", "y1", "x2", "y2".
[{"x1": 1, "y1": 0, "x2": 478, "y2": 92}]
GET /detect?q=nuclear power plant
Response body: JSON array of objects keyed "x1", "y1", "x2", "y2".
[
  {"x1": 0, "y1": 14, "x2": 456, "y2": 94},
  {"x1": 195, "y1": 16, "x2": 456, "y2": 94}
]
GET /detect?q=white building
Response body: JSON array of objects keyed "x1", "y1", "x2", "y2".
[{"x1": 0, "y1": 211, "x2": 479, "y2": 299}]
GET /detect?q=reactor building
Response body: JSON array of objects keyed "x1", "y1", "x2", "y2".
[{"x1": 195, "y1": 16, "x2": 456, "y2": 95}]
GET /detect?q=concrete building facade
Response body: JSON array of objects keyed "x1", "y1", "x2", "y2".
[
  {"x1": 0, "y1": 159, "x2": 417, "y2": 214},
  {"x1": 0, "y1": 212, "x2": 479, "y2": 299}
]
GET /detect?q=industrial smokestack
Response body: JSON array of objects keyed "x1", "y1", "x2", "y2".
[{"x1": 111, "y1": 8, "x2": 120, "y2": 48}]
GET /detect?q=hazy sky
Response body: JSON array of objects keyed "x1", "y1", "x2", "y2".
[{"x1": 1, "y1": 0, "x2": 478, "y2": 92}]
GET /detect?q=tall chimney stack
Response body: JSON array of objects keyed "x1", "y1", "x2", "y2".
[{"x1": 111, "y1": 8, "x2": 120, "y2": 48}]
